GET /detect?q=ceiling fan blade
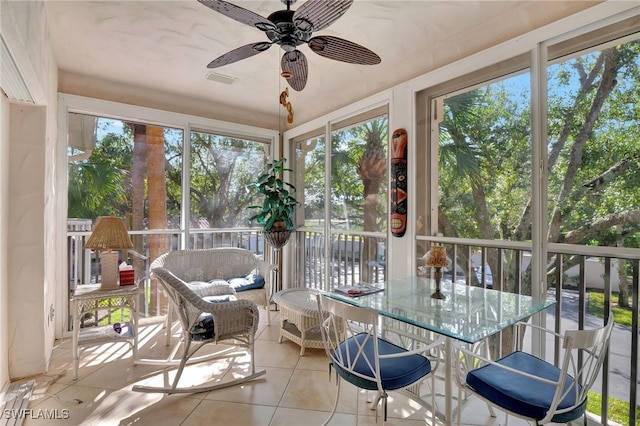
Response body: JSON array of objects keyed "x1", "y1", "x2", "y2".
[
  {"x1": 198, "y1": 0, "x2": 276, "y2": 32},
  {"x1": 281, "y1": 50, "x2": 308, "y2": 92},
  {"x1": 207, "y1": 42, "x2": 272, "y2": 68},
  {"x1": 308, "y1": 35, "x2": 381, "y2": 65},
  {"x1": 293, "y1": 0, "x2": 353, "y2": 32}
]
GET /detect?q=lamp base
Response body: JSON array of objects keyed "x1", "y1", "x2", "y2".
[
  {"x1": 431, "y1": 267, "x2": 446, "y2": 299},
  {"x1": 100, "y1": 250, "x2": 120, "y2": 290},
  {"x1": 431, "y1": 289, "x2": 446, "y2": 299}
]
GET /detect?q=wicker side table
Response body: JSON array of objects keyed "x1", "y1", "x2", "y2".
[
  {"x1": 272, "y1": 288, "x2": 323, "y2": 355},
  {"x1": 71, "y1": 284, "x2": 140, "y2": 379}
]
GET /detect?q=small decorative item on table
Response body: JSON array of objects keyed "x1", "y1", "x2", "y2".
[
  {"x1": 426, "y1": 244, "x2": 449, "y2": 299},
  {"x1": 119, "y1": 263, "x2": 135, "y2": 286}
]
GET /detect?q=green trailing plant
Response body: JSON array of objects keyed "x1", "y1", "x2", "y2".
[{"x1": 247, "y1": 158, "x2": 300, "y2": 231}]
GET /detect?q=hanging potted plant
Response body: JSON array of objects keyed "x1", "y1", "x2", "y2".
[{"x1": 247, "y1": 158, "x2": 300, "y2": 248}]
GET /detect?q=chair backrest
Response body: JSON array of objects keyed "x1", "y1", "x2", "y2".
[
  {"x1": 151, "y1": 248, "x2": 262, "y2": 282},
  {"x1": 545, "y1": 313, "x2": 614, "y2": 424},
  {"x1": 316, "y1": 294, "x2": 382, "y2": 391}
]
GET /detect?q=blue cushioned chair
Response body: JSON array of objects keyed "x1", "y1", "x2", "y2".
[
  {"x1": 457, "y1": 312, "x2": 613, "y2": 425},
  {"x1": 316, "y1": 294, "x2": 444, "y2": 425}
]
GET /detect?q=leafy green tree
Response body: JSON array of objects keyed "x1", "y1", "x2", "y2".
[
  {"x1": 68, "y1": 132, "x2": 132, "y2": 219},
  {"x1": 298, "y1": 137, "x2": 326, "y2": 225},
  {"x1": 438, "y1": 41, "x2": 640, "y2": 308},
  {"x1": 188, "y1": 132, "x2": 267, "y2": 228}
]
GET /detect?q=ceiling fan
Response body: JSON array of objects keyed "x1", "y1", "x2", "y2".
[{"x1": 198, "y1": 0, "x2": 381, "y2": 91}]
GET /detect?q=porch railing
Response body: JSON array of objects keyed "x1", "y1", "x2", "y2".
[{"x1": 413, "y1": 236, "x2": 639, "y2": 426}]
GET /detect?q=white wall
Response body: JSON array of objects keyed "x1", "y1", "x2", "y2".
[
  {"x1": 1, "y1": 0, "x2": 57, "y2": 381},
  {"x1": 0, "y1": 91, "x2": 10, "y2": 388},
  {"x1": 8, "y1": 105, "x2": 48, "y2": 378}
]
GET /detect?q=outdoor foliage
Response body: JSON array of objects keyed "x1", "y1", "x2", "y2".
[{"x1": 437, "y1": 40, "x2": 640, "y2": 295}]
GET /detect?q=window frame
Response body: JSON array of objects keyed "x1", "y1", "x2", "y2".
[{"x1": 56, "y1": 94, "x2": 278, "y2": 337}]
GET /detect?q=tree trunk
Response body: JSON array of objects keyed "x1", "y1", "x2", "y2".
[
  {"x1": 548, "y1": 48, "x2": 619, "y2": 242},
  {"x1": 356, "y1": 145, "x2": 386, "y2": 282},
  {"x1": 131, "y1": 124, "x2": 147, "y2": 297},
  {"x1": 616, "y1": 225, "x2": 630, "y2": 308},
  {"x1": 147, "y1": 125, "x2": 169, "y2": 315}
]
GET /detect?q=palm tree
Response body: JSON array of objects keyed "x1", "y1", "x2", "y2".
[{"x1": 354, "y1": 118, "x2": 388, "y2": 282}]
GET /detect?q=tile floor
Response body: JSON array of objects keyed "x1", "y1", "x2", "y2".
[{"x1": 20, "y1": 309, "x2": 532, "y2": 426}]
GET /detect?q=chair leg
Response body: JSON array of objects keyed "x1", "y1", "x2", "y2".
[
  {"x1": 169, "y1": 336, "x2": 193, "y2": 390},
  {"x1": 382, "y1": 392, "x2": 388, "y2": 422},
  {"x1": 432, "y1": 373, "x2": 437, "y2": 426},
  {"x1": 249, "y1": 333, "x2": 257, "y2": 375},
  {"x1": 321, "y1": 377, "x2": 341, "y2": 426},
  {"x1": 165, "y1": 304, "x2": 174, "y2": 346}
]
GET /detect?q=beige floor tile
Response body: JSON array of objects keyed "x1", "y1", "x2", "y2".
[
  {"x1": 22, "y1": 384, "x2": 126, "y2": 426},
  {"x1": 279, "y1": 369, "x2": 359, "y2": 414},
  {"x1": 75, "y1": 358, "x2": 162, "y2": 391},
  {"x1": 79, "y1": 390, "x2": 201, "y2": 426},
  {"x1": 356, "y1": 414, "x2": 430, "y2": 425},
  {"x1": 257, "y1": 322, "x2": 282, "y2": 342},
  {"x1": 255, "y1": 339, "x2": 302, "y2": 369},
  {"x1": 203, "y1": 365, "x2": 292, "y2": 406},
  {"x1": 270, "y1": 407, "x2": 356, "y2": 426},
  {"x1": 293, "y1": 349, "x2": 330, "y2": 371},
  {"x1": 181, "y1": 399, "x2": 277, "y2": 426}
]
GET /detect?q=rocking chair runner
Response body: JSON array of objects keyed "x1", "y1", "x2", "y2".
[{"x1": 132, "y1": 267, "x2": 265, "y2": 394}]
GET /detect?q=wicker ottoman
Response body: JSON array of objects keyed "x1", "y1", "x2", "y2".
[{"x1": 273, "y1": 288, "x2": 324, "y2": 355}]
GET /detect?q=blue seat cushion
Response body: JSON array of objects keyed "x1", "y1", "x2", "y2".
[
  {"x1": 466, "y1": 351, "x2": 585, "y2": 423},
  {"x1": 333, "y1": 332, "x2": 432, "y2": 391},
  {"x1": 224, "y1": 273, "x2": 265, "y2": 292},
  {"x1": 189, "y1": 295, "x2": 235, "y2": 341}
]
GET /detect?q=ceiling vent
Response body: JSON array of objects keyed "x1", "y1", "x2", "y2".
[
  {"x1": 0, "y1": 34, "x2": 34, "y2": 104},
  {"x1": 206, "y1": 72, "x2": 237, "y2": 85}
]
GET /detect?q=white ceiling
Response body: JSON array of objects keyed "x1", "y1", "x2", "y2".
[{"x1": 44, "y1": 1, "x2": 598, "y2": 127}]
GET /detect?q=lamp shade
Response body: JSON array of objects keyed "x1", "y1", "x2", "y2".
[
  {"x1": 83, "y1": 216, "x2": 134, "y2": 251},
  {"x1": 426, "y1": 245, "x2": 449, "y2": 268}
]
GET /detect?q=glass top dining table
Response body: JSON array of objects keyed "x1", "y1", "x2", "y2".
[
  {"x1": 327, "y1": 276, "x2": 555, "y2": 344},
  {"x1": 326, "y1": 276, "x2": 556, "y2": 425}
]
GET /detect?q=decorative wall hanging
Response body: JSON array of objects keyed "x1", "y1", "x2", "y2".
[
  {"x1": 279, "y1": 88, "x2": 294, "y2": 123},
  {"x1": 390, "y1": 128, "x2": 408, "y2": 237}
]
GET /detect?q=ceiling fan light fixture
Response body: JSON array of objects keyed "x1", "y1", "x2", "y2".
[
  {"x1": 308, "y1": 38, "x2": 326, "y2": 52},
  {"x1": 255, "y1": 22, "x2": 277, "y2": 32},
  {"x1": 294, "y1": 17, "x2": 313, "y2": 32},
  {"x1": 200, "y1": 0, "x2": 379, "y2": 92},
  {"x1": 253, "y1": 42, "x2": 272, "y2": 52}
]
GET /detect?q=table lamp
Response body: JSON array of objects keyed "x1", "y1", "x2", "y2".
[
  {"x1": 426, "y1": 244, "x2": 449, "y2": 299},
  {"x1": 83, "y1": 216, "x2": 134, "y2": 290}
]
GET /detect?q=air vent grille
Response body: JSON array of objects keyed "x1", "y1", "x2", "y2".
[{"x1": 206, "y1": 72, "x2": 238, "y2": 85}]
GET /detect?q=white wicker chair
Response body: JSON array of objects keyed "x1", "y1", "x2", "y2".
[
  {"x1": 154, "y1": 248, "x2": 276, "y2": 343},
  {"x1": 132, "y1": 266, "x2": 266, "y2": 393}
]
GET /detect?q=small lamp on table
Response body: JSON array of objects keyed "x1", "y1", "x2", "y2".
[
  {"x1": 426, "y1": 244, "x2": 449, "y2": 299},
  {"x1": 83, "y1": 216, "x2": 134, "y2": 290}
]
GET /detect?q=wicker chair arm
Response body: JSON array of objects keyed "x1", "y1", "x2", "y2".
[{"x1": 255, "y1": 259, "x2": 277, "y2": 280}]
